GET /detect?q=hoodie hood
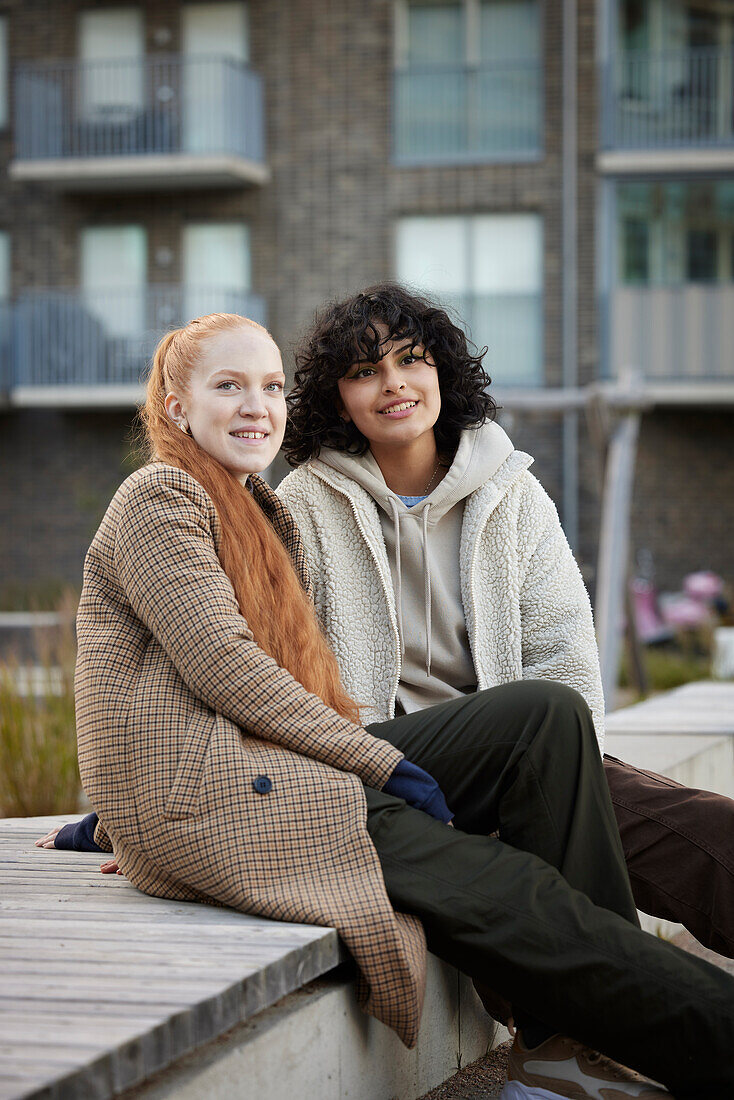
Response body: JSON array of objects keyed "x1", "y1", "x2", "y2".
[
  {"x1": 316, "y1": 419, "x2": 514, "y2": 523},
  {"x1": 314, "y1": 420, "x2": 514, "y2": 688}
]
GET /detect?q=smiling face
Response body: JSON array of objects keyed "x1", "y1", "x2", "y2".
[
  {"x1": 336, "y1": 323, "x2": 441, "y2": 451},
  {"x1": 165, "y1": 325, "x2": 286, "y2": 482}
]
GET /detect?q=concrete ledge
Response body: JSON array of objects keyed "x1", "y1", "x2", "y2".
[
  {"x1": 120, "y1": 964, "x2": 500, "y2": 1100},
  {"x1": 0, "y1": 817, "x2": 498, "y2": 1100},
  {"x1": 9, "y1": 155, "x2": 270, "y2": 191},
  {"x1": 10, "y1": 385, "x2": 145, "y2": 409},
  {"x1": 597, "y1": 148, "x2": 734, "y2": 175}
]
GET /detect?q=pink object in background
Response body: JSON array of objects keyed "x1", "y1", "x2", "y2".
[
  {"x1": 630, "y1": 579, "x2": 674, "y2": 644},
  {"x1": 659, "y1": 594, "x2": 712, "y2": 631},
  {"x1": 683, "y1": 571, "x2": 724, "y2": 602}
]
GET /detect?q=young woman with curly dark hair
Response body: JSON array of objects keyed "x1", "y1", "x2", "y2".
[
  {"x1": 278, "y1": 281, "x2": 734, "y2": 1098},
  {"x1": 283, "y1": 282, "x2": 496, "y2": 466}
]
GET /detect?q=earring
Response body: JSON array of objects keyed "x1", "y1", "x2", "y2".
[{"x1": 179, "y1": 421, "x2": 189, "y2": 434}]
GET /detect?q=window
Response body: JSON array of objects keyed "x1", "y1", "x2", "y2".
[
  {"x1": 0, "y1": 16, "x2": 7, "y2": 129},
  {"x1": 396, "y1": 213, "x2": 543, "y2": 386},
  {"x1": 78, "y1": 8, "x2": 145, "y2": 123},
  {"x1": 182, "y1": 3, "x2": 249, "y2": 62},
  {"x1": 182, "y1": 222, "x2": 251, "y2": 320},
  {"x1": 686, "y1": 229, "x2": 718, "y2": 282},
  {"x1": 81, "y1": 226, "x2": 147, "y2": 337},
  {"x1": 394, "y1": 0, "x2": 542, "y2": 163},
  {"x1": 617, "y1": 181, "x2": 734, "y2": 286},
  {"x1": 182, "y1": 3, "x2": 249, "y2": 153}
]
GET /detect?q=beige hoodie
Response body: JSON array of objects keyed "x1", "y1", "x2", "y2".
[{"x1": 317, "y1": 422, "x2": 514, "y2": 714}]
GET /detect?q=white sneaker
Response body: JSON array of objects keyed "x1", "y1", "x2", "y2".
[{"x1": 498, "y1": 1032, "x2": 672, "y2": 1099}]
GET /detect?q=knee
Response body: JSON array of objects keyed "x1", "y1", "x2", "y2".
[
  {"x1": 469, "y1": 680, "x2": 598, "y2": 754},
  {"x1": 517, "y1": 680, "x2": 597, "y2": 752},
  {"x1": 513, "y1": 678, "x2": 593, "y2": 718}
]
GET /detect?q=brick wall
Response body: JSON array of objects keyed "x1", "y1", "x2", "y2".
[
  {"x1": 0, "y1": 0, "x2": 731, "y2": 603},
  {"x1": 0, "y1": 409, "x2": 139, "y2": 598}
]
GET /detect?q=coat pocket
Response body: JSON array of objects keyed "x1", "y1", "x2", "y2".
[{"x1": 164, "y1": 713, "x2": 216, "y2": 820}]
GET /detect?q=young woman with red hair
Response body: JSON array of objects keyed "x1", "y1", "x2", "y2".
[{"x1": 40, "y1": 313, "x2": 734, "y2": 1100}]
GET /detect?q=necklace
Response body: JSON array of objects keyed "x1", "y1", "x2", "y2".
[{"x1": 423, "y1": 458, "x2": 443, "y2": 495}]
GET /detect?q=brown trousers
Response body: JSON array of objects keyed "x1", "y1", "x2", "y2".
[
  {"x1": 604, "y1": 753, "x2": 734, "y2": 958},
  {"x1": 475, "y1": 753, "x2": 734, "y2": 1025}
]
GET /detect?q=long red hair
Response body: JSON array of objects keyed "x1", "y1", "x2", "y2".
[{"x1": 142, "y1": 313, "x2": 359, "y2": 724}]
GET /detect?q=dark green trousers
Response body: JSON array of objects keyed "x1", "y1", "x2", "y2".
[{"x1": 365, "y1": 681, "x2": 734, "y2": 1099}]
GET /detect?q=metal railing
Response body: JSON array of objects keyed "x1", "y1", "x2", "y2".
[
  {"x1": 9, "y1": 286, "x2": 266, "y2": 388},
  {"x1": 13, "y1": 54, "x2": 265, "y2": 162},
  {"x1": 393, "y1": 60, "x2": 543, "y2": 164},
  {"x1": 606, "y1": 284, "x2": 734, "y2": 381},
  {"x1": 602, "y1": 47, "x2": 734, "y2": 149},
  {"x1": 441, "y1": 291, "x2": 543, "y2": 386}
]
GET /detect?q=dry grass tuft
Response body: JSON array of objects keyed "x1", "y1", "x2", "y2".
[{"x1": 0, "y1": 591, "x2": 81, "y2": 817}]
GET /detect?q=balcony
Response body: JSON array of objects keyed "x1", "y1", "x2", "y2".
[
  {"x1": 600, "y1": 48, "x2": 734, "y2": 172},
  {"x1": 606, "y1": 284, "x2": 734, "y2": 393},
  {"x1": 10, "y1": 55, "x2": 268, "y2": 191},
  {"x1": 393, "y1": 61, "x2": 542, "y2": 166},
  {"x1": 3, "y1": 286, "x2": 266, "y2": 406}
]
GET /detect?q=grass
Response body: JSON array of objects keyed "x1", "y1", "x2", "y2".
[
  {"x1": 619, "y1": 644, "x2": 711, "y2": 697},
  {"x1": 0, "y1": 591, "x2": 81, "y2": 817},
  {"x1": 0, "y1": 579, "x2": 79, "y2": 612}
]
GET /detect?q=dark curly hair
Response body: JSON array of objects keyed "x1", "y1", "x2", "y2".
[{"x1": 283, "y1": 283, "x2": 496, "y2": 466}]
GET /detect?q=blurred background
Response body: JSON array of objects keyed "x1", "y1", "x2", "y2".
[{"x1": 0, "y1": 0, "x2": 733, "y2": 812}]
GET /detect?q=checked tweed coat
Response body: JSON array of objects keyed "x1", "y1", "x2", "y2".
[{"x1": 74, "y1": 463, "x2": 427, "y2": 1046}]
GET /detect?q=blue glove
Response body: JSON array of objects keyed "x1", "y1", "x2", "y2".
[
  {"x1": 383, "y1": 758, "x2": 454, "y2": 823},
  {"x1": 54, "y1": 812, "x2": 104, "y2": 852}
]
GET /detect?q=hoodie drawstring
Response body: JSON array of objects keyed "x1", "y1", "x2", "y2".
[
  {"x1": 389, "y1": 497, "x2": 433, "y2": 677},
  {"x1": 389, "y1": 498, "x2": 405, "y2": 658},
  {"x1": 423, "y1": 504, "x2": 432, "y2": 677}
]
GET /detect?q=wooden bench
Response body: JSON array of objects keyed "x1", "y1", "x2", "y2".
[{"x1": 0, "y1": 816, "x2": 499, "y2": 1100}]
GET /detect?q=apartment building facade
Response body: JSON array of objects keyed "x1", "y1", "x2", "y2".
[{"x1": 0, "y1": 0, "x2": 732, "y2": 601}]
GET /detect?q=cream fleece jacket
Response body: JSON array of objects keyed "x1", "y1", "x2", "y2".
[
  {"x1": 315, "y1": 423, "x2": 513, "y2": 714},
  {"x1": 277, "y1": 423, "x2": 606, "y2": 751}
]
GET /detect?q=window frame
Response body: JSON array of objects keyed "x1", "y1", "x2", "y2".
[{"x1": 392, "y1": 0, "x2": 545, "y2": 166}]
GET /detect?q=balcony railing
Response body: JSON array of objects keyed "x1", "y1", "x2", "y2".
[
  {"x1": 606, "y1": 284, "x2": 734, "y2": 381},
  {"x1": 11, "y1": 55, "x2": 266, "y2": 187},
  {"x1": 602, "y1": 47, "x2": 734, "y2": 149},
  {"x1": 393, "y1": 61, "x2": 542, "y2": 164},
  {"x1": 440, "y1": 291, "x2": 543, "y2": 386},
  {"x1": 8, "y1": 286, "x2": 266, "y2": 390}
]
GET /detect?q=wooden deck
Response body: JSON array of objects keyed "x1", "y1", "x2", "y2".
[{"x1": 0, "y1": 816, "x2": 343, "y2": 1100}]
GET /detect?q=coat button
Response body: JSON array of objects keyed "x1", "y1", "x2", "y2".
[{"x1": 253, "y1": 775, "x2": 273, "y2": 795}]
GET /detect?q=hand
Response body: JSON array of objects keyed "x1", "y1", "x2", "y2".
[
  {"x1": 35, "y1": 826, "x2": 62, "y2": 849},
  {"x1": 100, "y1": 859, "x2": 123, "y2": 875}
]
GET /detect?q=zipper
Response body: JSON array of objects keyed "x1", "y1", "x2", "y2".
[
  {"x1": 309, "y1": 467, "x2": 402, "y2": 716},
  {"x1": 466, "y1": 457, "x2": 535, "y2": 691}
]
